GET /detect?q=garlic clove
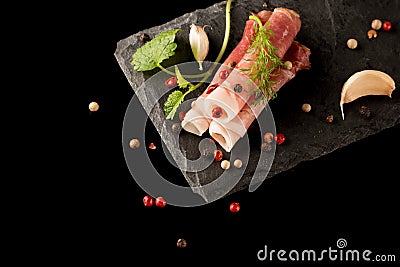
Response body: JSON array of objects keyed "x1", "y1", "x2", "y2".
[
  {"x1": 340, "y1": 70, "x2": 396, "y2": 120},
  {"x1": 189, "y1": 24, "x2": 209, "y2": 71}
]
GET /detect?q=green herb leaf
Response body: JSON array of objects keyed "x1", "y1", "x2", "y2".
[
  {"x1": 164, "y1": 90, "x2": 184, "y2": 120},
  {"x1": 163, "y1": 67, "x2": 192, "y2": 119},
  {"x1": 131, "y1": 29, "x2": 181, "y2": 71}
]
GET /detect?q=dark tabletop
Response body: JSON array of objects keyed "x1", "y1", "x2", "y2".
[{"x1": 64, "y1": 0, "x2": 400, "y2": 264}]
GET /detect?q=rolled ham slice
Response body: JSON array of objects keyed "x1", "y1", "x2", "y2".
[
  {"x1": 209, "y1": 41, "x2": 311, "y2": 152},
  {"x1": 203, "y1": 8, "x2": 302, "y2": 123},
  {"x1": 209, "y1": 120, "x2": 242, "y2": 153},
  {"x1": 181, "y1": 102, "x2": 211, "y2": 136},
  {"x1": 182, "y1": 10, "x2": 272, "y2": 136}
]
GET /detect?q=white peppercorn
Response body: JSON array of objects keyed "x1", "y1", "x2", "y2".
[
  {"x1": 89, "y1": 101, "x2": 99, "y2": 112},
  {"x1": 371, "y1": 19, "x2": 382, "y2": 30},
  {"x1": 346, "y1": 39, "x2": 358, "y2": 49}
]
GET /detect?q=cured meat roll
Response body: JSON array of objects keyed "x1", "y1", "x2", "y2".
[
  {"x1": 180, "y1": 101, "x2": 211, "y2": 136},
  {"x1": 209, "y1": 41, "x2": 311, "y2": 152},
  {"x1": 182, "y1": 7, "x2": 311, "y2": 153},
  {"x1": 182, "y1": 10, "x2": 272, "y2": 136},
  {"x1": 202, "y1": 8, "x2": 302, "y2": 123}
]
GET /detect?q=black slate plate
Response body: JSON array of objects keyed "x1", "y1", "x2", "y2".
[{"x1": 115, "y1": 0, "x2": 399, "y2": 201}]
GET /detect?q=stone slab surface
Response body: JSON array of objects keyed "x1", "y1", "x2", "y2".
[{"x1": 115, "y1": 0, "x2": 399, "y2": 200}]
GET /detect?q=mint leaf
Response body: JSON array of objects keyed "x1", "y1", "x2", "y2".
[
  {"x1": 164, "y1": 68, "x2": 194, "y2": 120},
  {"x1": 131, "y1": 29, "x2": 181, "y2": 71},
  {"x1": 164, "y1": 90, "x2": 184, "y2": 119}
]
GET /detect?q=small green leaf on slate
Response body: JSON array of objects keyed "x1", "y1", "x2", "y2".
[
  {"x1": 164, "y1": 90, "x2": 184, "y2": 119},
  {"x1": 131, "y1": 29, "x2": 181, "y2": 71}
]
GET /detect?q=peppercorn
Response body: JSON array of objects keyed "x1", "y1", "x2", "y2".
[
  {"x1": 284, "y1": 61, "x2": 292, "y2": 70},
  {"x1": 367, "y1": 29, "x2": 377, "y2": 39},
  {"x1": 139, "y1": 33, "x2": 150, "y2": 43},
  {"x1": 214, "y1": 150, "x2": 223, "y2": 161},
  {"x1": 359, "y1": 105, "x2": 371, "y2": 119},
  {"x1": 148, "y1": 143, "x2": 156, "y2": 149},
  {"x1": 202, "y1": 148, "x2": 213, "y2": 158},
  {"x1": 155, "y1": 196, "x2": 166, "y2": 207},
  {"x1": 89, "y1": 101, "x2": 99, "y2": 112},
  {"x1": 325, "y1": 114, "x2": 334, "y2": 123},
  {"x1": 274, "y1": 134, "x2": 286, "y2": 145},
  {"x1": 229, "y1": 202, "x2": 240, "y2": 213},
  {"x1": 263, "y1": 132, "x2": 274, "y2": 143},
  {"x1": 171, "y1": 122, "x2": 181, "y2": 133},
  {"x1": 302, "y1": 103, "x2": 312, "y2": 113},
  {"x1": 382, "y1": 21, "x2": 392, "y2": 31},
  {"x1": 219, "y1": 70, "x2": 229, "y2": 79},
  {"x1": 177, "y1": 238, "x2": 187, "y2": 248},
  {"x1": 233, "y1": 159, "x2": 243, "y2": 169},
  {"x1": 346, "y1": 38, "x2": 358, "y2": 49},
  {"x1": 129, "y1": 138, "x2": 140, "y2": 149},
  {"x1": 228, "y1": 61, "x2": 236, "y2": 69},
  {"x1": 371, "y1": 19, "x2": 382, "y2": 30},
  {"x1": 142, "y1": 195, "x2": 154, "y2": 207},
  {"x1": 220, "y1": 160, "x2": 230, "y2": 170},
  {"x1": 165, "y1": 76, "x2": 178, "y2": 87},
  {"x1": 234, "y1": 84, "x2": 243, "y2": 93},
  {"x1": 261, "y1": 142, "x2": 272, "y2": 152},
  {"x1": 212, "y1": 107, "x2": 223, "y2": 118}
]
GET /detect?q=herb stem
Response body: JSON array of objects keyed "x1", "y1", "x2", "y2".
[
  {"x1": 157, "y1": 63, "x2": 176, "y2": 76},
  {"x1": 158, "y1": 62, "x2": 214, "y2": 79},
  {"x1": 249, "y1": 15, "x2": 263, "y2": 28},
  {"x1": 215, "y1": 0, "x2": 232, "y2": 64}
]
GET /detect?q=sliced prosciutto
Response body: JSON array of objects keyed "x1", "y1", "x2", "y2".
[
  {"x1": 182, "y1": 10, "x2": 272, "y2": 136},
  {"x1": 209, "y1": 41, "x2": 311, "y2": 152},
  {"x1": 202, "y1": 8, "x2": 302, "y2": 123}
]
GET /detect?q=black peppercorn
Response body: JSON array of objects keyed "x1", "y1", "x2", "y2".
[
  {"x1": 228, "y1": 61, "x2": 236, "y2": 69},
  {"x1": 325, "y1": 114, "x2": 334, "y2": 123},
  {"x1": 261, "y1": 142, "x2": 272, "y2": 152},
  {"x1": 140, "y1": 33, "x2": 150, "y2": 43},
  {"x1": 202, "y1": 148, "x2": 213, "y2": 158},
  {"x1": 177, "y1": 238, "x2": 187, "y2": 248},
  {"x1": 359, "y1": 106, "x2": 371, "y2": 119},
  {"x1": 171, "y1": 122, "x2": 181, "y2": 133},
  {"x1": 234, "y1": 84, "x2": 243, "y2": 93}
]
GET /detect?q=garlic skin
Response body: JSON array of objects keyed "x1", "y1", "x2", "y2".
[
  {"x1": 189, "y1": 24, "x2": 209, "y2": 71},
  {"x1": 340, "y1": 70, "x2": 396, "y2": 120}
]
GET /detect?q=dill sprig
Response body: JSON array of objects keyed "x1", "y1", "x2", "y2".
[{"x1": 241, "y1": 15, "x2": 284, "y2": 105}]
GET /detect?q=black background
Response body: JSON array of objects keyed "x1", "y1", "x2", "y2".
[{"x1": 64, "y1": 0, "x2": 400, "y2": 264}]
